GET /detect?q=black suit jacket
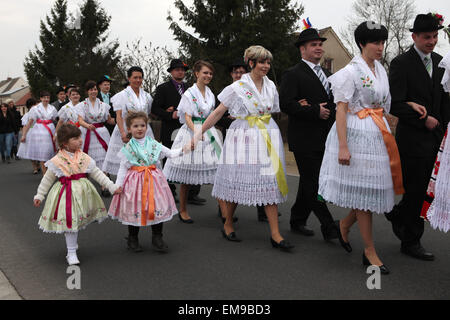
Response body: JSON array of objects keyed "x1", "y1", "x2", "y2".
[
  {"x1": 389, "y1": 47, "x2": 450, "y2": 157},
  {"x1": 280, "y1": 61, "x2": 336, "y2": 153},
  {"x1": 151, "y1": 80, "x2": 184, "y2": 146}
]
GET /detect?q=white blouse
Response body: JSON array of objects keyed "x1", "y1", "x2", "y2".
[
  {"x1": 111, "y1": 86, "x2": 153, "y2": 117},
  {"x1": 58, "y1": 101, "x2": 80, "y2": 123},
  {"x1": 75, "y1": 98, "x2": 110, "y2": 124},
  {"x1": 328, "y1": 55, "x2": 391, "y2": 114},
  {"x1": 439, "y1": 51, "x2": 450, "y2": 93},
  {"x1": 177, "y1": 84, "x2": 215, "y2": 124},
  {"x1": 28, "y1": 103, "x2": 58, "y2": 121},
  {"x1": 217, "y1": 73, "x2": 280, "y2": 117}
]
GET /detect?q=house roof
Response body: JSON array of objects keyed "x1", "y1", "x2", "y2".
[{"x1": 0, "y1": 77, "x2": 20, "y2": 93}]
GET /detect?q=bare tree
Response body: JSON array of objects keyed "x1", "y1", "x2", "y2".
[
  {"x1": 340, "y1": 0, "x2": 416, "y2": 70},
  {"x1": 119, "y1": 39, "x2": 175, "y2": 95}
]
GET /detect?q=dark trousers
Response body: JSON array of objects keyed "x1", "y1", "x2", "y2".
[
  {"x1": 128, "y1": 223, "x2": 163, "y2": 237},
  {"x1": 290, "y1": 150, "x2": 335, "y2": 227},
  {"x1": 389, "y1": 156, "x2": 435, "y2": 247}
]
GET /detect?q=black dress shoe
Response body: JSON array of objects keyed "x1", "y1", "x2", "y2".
[
  {"x1": 291, "y1": 224, "x2": 315, "y2": 236},
  {"x1": 178, "y1": 214, "x2": 194, "y2": 224},
  {"x1": 401, "y1": 244, "x2": 435, "y2": 261},
  {"x1": 152, "y1": 234, "x2": 168, "y2": 253},
  {"x1": 321, "y1": 221, "x2": 340, "y2": 241},
  {"x1": 221, "y1": 229, "x2": 242, "y2": 242},
  {"x1": 270, "y1": 238, "x2": 295, "y2": 251},
  {"x1": 362, "y1": 252, "x2": 390, "y2": 275},
  {"x1": 188, "y1": 195, "x2": 206, "y2": 203},
  {"x1": 127, "y1": 236, "x2": 143, "y2": 253}
]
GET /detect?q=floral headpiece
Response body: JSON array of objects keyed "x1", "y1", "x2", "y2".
[{"x1": 430, "y1": 13, "x2": 444, "y2": 26}]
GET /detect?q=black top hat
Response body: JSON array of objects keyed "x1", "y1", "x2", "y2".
[
  {"x1": 410, "y1": 13, "x2": 445, "y2": 33},
  {"x1": 295, "y1": 28, "x2": 327, "y2": 47},
  {"x1": 229, "y1": 58, "x2": 248, "y2": 72},
  {"x1": 167, "y1": 59, "x2": 189, "y2": 73},
  {"x1": 97, "y1": 75, "x2": 113, "y2": 85}
]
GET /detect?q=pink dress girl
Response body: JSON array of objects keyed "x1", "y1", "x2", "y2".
[{"x1": 108, "y1": 136, "x2": 182, "y2": 251}]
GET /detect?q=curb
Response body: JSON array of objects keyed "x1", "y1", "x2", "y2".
[{"x1": 0, "y1": 269, "x2": 22, "y2": 300}]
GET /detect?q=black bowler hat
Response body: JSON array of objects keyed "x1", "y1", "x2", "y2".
[
  {"x1": 167, "y1": 59, "x2": 189, "y2": 73},
  {"x1": 295, "y1": 28, "x2": 327, "y2": 48},
  {"x1": 229, "y1": 58, "x2": 248, "y2": 72},
  {"x1": 410, "y1": 13, "x2": 445, "y2": 33},
  {"x1": 97, "y1": 75, "x2": 113, "y2": 85}
]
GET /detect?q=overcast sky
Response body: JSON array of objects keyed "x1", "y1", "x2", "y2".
[{"x1": 0, "y1": 0, "x2": 449, "y2": 81}]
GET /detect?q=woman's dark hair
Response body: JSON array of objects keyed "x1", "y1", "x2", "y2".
[
  {"x1": 85, "y1": 80, "x2": 97, "y2": 92},
  {"x1": 127, "y1": 66, "x2": 144, "y2": 78},
  {"x1": 57, "y1": 123, "x2": 82, "y2": 148},
  {"x1": 0, "y1": 103, "x2": 14, "y2": 120},
  {"x1": 125, "y1": 111, "x2": 148, "y2": 129},
  {"x1": 26, "y1": 98, "x2": 37, "y2": 108},
  {"x1": 354, "y1": 21, "x2": 388, "y2": 52},
  {"x1": 40, "y1": 91, "x2": 51, "y2": 98}
]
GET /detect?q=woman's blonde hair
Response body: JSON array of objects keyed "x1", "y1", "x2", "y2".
[{"x1": 244, "y1": 45, "x2": 273, "y2": 69}]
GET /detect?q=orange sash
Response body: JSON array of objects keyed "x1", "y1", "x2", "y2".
[
  {"x1": 357, "y1": 108, "x2": 405, "y2": 195},
  {"x1": 131, "y1": 165, "x2": 156, "y2": 226}
]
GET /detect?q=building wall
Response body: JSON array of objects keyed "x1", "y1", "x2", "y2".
[{"x1": 319, "y1": 28, "x2": 353, "y2": 73}]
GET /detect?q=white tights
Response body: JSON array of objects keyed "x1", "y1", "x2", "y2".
[{"x1": 64, "y1": 232, "x2": 78, "y2": 254}]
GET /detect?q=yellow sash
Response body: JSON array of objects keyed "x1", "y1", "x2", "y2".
[{"x1": 239, "y1": 114, "x2": 289, "y2": 196}]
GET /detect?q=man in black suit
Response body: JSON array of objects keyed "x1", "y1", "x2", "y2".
[
  {"x1": 280, "y1": 28, "x2": 339, "y2": 241},
  {"x1": 152, "y1": 59, "x2": 205, "y2": 205},
  {"x1": 387, "y1": 13, "x2": 450, "y2": 261},
  {"x1": 97, "y1": 75, "x2": 116, "y2": 135},
  {"x1": 51, "y1": 87, "x2": 67, "y2": 111}
]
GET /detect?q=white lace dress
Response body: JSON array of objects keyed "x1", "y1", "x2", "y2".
[
  {"x1": 318, "y1": 56, "x2": 395, "y2": 214},
  {"x1": 75, "y1": 98, "x2": 111, "y2": 169},
  {"x1": 212, "y1": 73, "x2": 287, "y2": 206},
  {"x1": 426, "y1": 52, "x2": 450, "y2": 232},
  {"x1": 102, "y1": 87, "x2": 154, "y2": 175},
  {"x1": 17, "y1": 103, "x2": 58, "y2": 161},
  {"x1": 163, "y1": 84, "x2": 223, "y2": 185}
]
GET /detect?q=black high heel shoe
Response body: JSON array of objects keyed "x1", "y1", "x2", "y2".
[
  {"x1": 337, "y1": 220, "x2": 352, "y2": 253},
  {"x1": 362, "y1": 252, "x2": 390, "y2": 275},
  {"x1": 178, "y1": 214, "x2": 194, "y2": 224},
  {"x1": 221, "y1": 229, "x2": 242, "y2": 242},
  {"x1": 270, "y1": 238, "x2": 294, "y2": 251}
]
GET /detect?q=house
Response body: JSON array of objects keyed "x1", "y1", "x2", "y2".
[
  {"x1": 318, "y1": 27, "x2": 353, "y2": 73},
  {"x1": 0, "y1": 77, "x2": 32, "y2": 115}
]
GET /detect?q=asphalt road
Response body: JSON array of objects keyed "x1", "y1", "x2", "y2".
[{"x1": 0, "y1": 159, "x2": 449, "y2": 300}]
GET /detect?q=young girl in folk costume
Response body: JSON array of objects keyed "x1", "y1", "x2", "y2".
[
  {"x1": 109, "y1": 112, "x2": 188, "y2": 252},
  {"x1": 420, "y1": 48, "x2": 450, "y2": 232},
  {"x1": 163, "y1": 60, "x2": 223, "y2": 223},
  {"x1": 102, "y1": 66, "x2": 154, "y2": 176},
  {"x1": 55, "y1": 87, "x2": 82, "y2": 134},
  {"x1": 18, "y1": 91, "x2": 58, "y2": 175},
  {"x1": 76, "y1": 81, "x2": 114, "y2": 196},
  {"x1": 33, "y1": 124, "x2": 121, "y2": 265},
  {"x1": 191, "y1": 47, "x2": 294, "y2": 251}
]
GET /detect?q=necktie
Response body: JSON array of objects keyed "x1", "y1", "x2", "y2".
[
  {"x1": 314, "y1": 65, "x2": 330, "y2": 96},
  {"x1": 424, "y1": 56, "x2": 432, "y2": 77},
  {"x1": 177, "y1": 84, "x2": 184, "y2": 96}
]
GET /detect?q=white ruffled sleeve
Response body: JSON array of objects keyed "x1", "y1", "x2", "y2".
[
  {"x1": 159, "y1": 146, "x2": 183, "y2": 160},
  {"x1": 58, "y1": 106, "x2": 70, "y2": 121},
  {"x1": 177, "y1": 94, "x2": 195, "y2": 124},
  {"x1": 217, "y1": 85, "x2": 249, "y2": 117},
  {"x1": 112, "y1": 91, "x2": 128, "y2": 112},
  {"x1": 328, "y1": 66, "x2": 356, "y2": 104},
  {"x1": 146, "y1": 92, "x2": 153, "y2": 114},
  {"x1": 74, "y1": 102, "x2": 85, "y2": 119},
  {"x1": 272, "y1": 89, "x2": 281, "y2": 113}
]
